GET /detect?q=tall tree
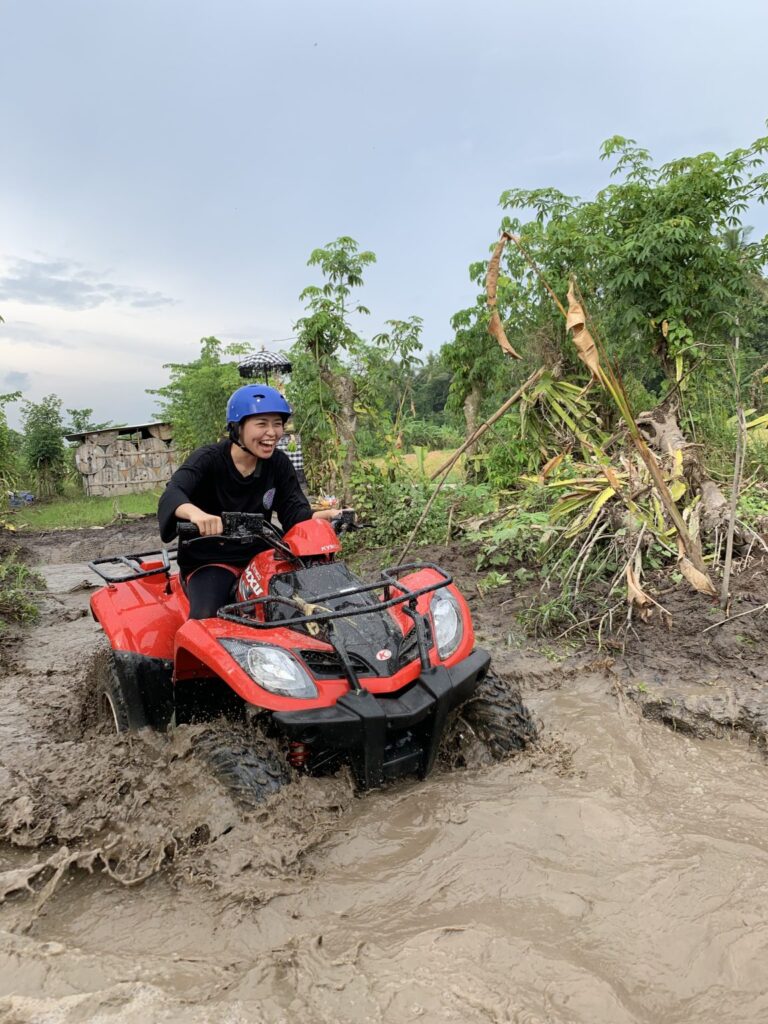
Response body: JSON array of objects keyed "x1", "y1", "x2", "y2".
[
  {"x1": 149, "y1": 337, "x2": 252, "y2": 457},
  {"x1": 496, "y1": 134, "x2": 768, "y2": 389},
  {"x1": 22, "y1": 394, "x2": 67, "y2": 498},
  {"x1": 292, "y1": 237, "x2": 422, "y2": 499},
  {"x1": 449, "y1": 132, "x2": 768, "y2": 525}
]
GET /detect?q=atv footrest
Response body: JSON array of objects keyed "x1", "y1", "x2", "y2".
[{"x1": 272, "y1": 648, "x2": 491, "y2": 789}]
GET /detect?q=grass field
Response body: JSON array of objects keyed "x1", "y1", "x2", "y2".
[
  {"x1": 8, "y1": 489, "x2": 161, "y2": 532},
  {"x1": 386, "y1": 449, "x2": 463, "y2": 479}
]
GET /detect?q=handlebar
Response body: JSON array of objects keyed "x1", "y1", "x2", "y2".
[
  {"x1": 178, "y1": 509, "x2": 365, "y2": 541},
  {"x1": 176, "y1": 512, "x2": 277, "y2": 543}
]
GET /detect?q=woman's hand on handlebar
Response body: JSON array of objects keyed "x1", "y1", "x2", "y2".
[
  {"x1": 312, "y1": 507, "x2": 352, "y2": 522},
  {"x1": 175, "y1": 503, "x2": 224, "y2": 537},
  {"x1": 192, "y1": 512, "x2": 224, "y2": 536}
]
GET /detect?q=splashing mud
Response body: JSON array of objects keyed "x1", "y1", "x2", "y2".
[{"x1": 1, "y1": 524, "x2": 767, "y2": 1023}]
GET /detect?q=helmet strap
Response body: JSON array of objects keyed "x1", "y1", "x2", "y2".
[{"x1": 228, "y1": 423, "x2": 259, "y2": 460}]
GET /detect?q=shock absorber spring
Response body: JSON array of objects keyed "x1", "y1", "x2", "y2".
[{"x1": 288, "y1": 741, "x2": 310, "y2": 768}]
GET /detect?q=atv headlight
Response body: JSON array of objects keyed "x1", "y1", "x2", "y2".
[
  {"x1": 431, "y1": 588, "x2": 463, "y2": 659},
  {"x1": 218, "y1": 639, "x2": 318, "y2": 699}
]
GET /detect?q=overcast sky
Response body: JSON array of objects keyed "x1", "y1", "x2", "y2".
[{"x1": 1, "y1": 0, "x2": 767, "y2": 428}]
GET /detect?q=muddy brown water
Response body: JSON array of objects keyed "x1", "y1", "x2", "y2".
[{"x1": 1, "y1": 524, "x2": 767, "y2": 1023}]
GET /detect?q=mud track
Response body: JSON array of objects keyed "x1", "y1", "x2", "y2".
[{"x1": 0, "y1": 521, "x2": 767, "y2": 1023}]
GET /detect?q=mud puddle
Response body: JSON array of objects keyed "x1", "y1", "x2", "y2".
[{"x1": 1, "y1": 524, "x2": 767, "y2": 1022}]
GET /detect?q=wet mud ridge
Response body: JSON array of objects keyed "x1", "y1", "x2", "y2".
[
  {"x1": 0, "y1": 525, "x2": 360, "y2": 915},
  {"x1": 606, "y1": 562, "x2": 768, "y2": 748},
  {"x1": 456, "y1": 541, "x2": 768, "y2": 752}
]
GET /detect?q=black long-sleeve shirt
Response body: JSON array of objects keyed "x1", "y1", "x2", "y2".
[{"x1": 158, "y1": 440, "x2": 312, "y2": 572}]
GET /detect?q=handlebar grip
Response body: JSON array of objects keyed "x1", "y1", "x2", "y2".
[{"x1": 177, "y1": 522, "x2": 201, "y2": 539}]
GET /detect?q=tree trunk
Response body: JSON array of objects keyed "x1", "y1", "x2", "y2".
[
  {"x1": 635, "y1": 396, "x2": 732, "y2": 536},
  {"x1": 321, "y1": 368, "x2": 357, "y2": 504},
  {"x1": 463, "y1": 384, "x2": 482, "y2": 443},
  {"x1": 463, "y1": 384, "x2": 483, "y2": 483}
]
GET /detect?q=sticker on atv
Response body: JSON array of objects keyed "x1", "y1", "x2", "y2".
[{"x1": 376, "y1": 649, "x2": 392, "y2": 661}]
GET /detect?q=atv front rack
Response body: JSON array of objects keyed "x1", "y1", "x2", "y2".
[
  {"x1": 89, "y1": 547, "x2": 176, "y2": 583},
  {"x1": 218, "y1": 562, "x2": 453, "y2": 689}
]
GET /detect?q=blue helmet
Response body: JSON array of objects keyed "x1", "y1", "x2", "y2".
[{"x1": 226, "y1": 384, "x2": 292, "y2": 425}]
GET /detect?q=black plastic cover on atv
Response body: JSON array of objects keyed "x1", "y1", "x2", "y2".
[
  {"x1": 272, "y1": 647, "x2": 491, "y2": 789},
  {"x1": 268, "y1": 563, "x2": 432, "y2": 677}
]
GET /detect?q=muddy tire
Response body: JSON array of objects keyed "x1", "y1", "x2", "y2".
[
  {"x1": 97, "y1": 652, "x2": 147, "y2": 733},
  {"x1": 194, "y1": 724, "x2": 291, "y2": 807},
  {"x1": 463, "y1": 671, "x2": 537, "y2": 757},
  {"x1": 443, "y1": 671, "x2": 537, "y2": 768}
]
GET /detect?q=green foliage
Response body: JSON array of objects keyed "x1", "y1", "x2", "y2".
[
  {"x1": 0, "y1": 392, "x2": 22, "y2": 497},
  {"x1": 21, "y1": 394, "x2": 67, "y2": 498},
  {"x1": 737, "y1": 483, "x2": 768, "y2": 526},
  {"x1": 472, "y1": 510, "x2": 551, "y2": 570},
  {"x1": 148, "y1": 337, "x2": 251, "y2": 457},
  {"x1": 496, "y1": 133, "x2": 768, "y2": 396},
  {"x1": 409, "y1": 352, "x2": 454, "y2": 421},
  {"x1": 0, "y1": 552, "x2": 43, "y2": 629},
  {"x1": 64, "y1": 408, "x2": 112, "y2": 434},
  {"x1": 443, "y1": 297, "x2": 516, "y2": 423},
  {"x1": 518, "y1": 594, "x2": 579, "y2": 637},
  {"x1": 347, "y1": 460, "x2": 495, "y2": 551},
  {"x1": 399, "y1": 418, "x2": 462, "y2": 452},
  {"x1": 477, "y1": 570, "x2": 511, "y2": 594},
  {"x1": 479, "y1": 411, "x2": 542, "y2": 486},
  {"x1": 290, "y1": 238, "x2": 424, "y2": 495},
  {"x1": 348, "y1": 461, "x2": 457, "y2": 549}
]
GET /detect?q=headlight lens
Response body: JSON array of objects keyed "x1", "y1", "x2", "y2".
[
  {"x1": 431, "y1": 589, "x2": 463, "y2": 658},
  {"x1": 218, "y1": 639, "x2": 318, "y2": 699}
]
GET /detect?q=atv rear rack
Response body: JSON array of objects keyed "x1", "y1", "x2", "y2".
[
  {"x1": 89, "y1": 547, "x2": 176, "y2": 583},
  {"x1": 218, "y1": 562, "x2": 453, "y2": 689}
]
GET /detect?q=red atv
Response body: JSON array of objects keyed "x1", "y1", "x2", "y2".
[{"x1": 89, "y1": 512, "x2": 535, "y2": 802}]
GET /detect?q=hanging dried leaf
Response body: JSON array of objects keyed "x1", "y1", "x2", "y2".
[
  {"x1": 626, "y1": 565, "x2": 653, "y2": 621},
  {"x1": 676, "y1": 538, "x2": 717, "y2": 596},
  {"x1": 678, "y1": 556, "x2": 718, "y2": 596},
  {"x1": 486, "y1": 233, "x2": 522, "y2": 360},
  {"x1": 566, "y1": 281, "x2": 602, "y2": 379}
]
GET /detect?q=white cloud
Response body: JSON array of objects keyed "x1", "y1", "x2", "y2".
[{"x1": 0, "y1": 256, "x2": 175, "y2": 311}]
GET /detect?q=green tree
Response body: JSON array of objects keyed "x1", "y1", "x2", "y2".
[
  {"x1": 0, "y1": 391, "x2": 22, "y2": 494},
  {"x1": 21, "y1": 394, "x2": 67, "y2": 498},
  {"x1": 478, "y1": 131, "x2": 768, "y2": 523},
  {"x1": 64, "y1": 408, "x2": 113, "y2": 434},
  {"x1": 291, "y1": 238, "x2": 423, "y2": 498},
  {"x1": 148, "y1": 337, "x2": 252, "y2": 457},
  {"x1": 410, "y1": 352, "x2": 454, "y2": 422},
  {"x1": 496, "y1": 133, "x2": 768, "y2": 391}
]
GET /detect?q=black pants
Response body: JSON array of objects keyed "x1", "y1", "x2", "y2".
[{"x1": 183, "y1": 565, "x2": 239, "y2": 619}]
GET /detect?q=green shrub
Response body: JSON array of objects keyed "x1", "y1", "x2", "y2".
[
  {"x1": 399, "y1": 418, "x2": 462, "y2": 452},
  {"x1": 21, "y1": 395, "x2": 67, "y2": 498},
  {"x1": 0, "y1": 552, "x2": 43, "y2": 629},
  {"x1": 348, "y1": 461, "x2": 495, "y2": 550}
]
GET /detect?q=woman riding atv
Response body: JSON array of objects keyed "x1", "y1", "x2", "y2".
[{"x1": 158, "y1": 385, "x2": 338, "y2": 619}]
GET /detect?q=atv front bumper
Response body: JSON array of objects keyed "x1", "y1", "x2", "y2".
[{"x1": 272, "y1": 647, "x2": 491, "y2": 790}]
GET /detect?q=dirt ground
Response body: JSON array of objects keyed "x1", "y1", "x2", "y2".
[{"x1": 1, "y1": 519, "x2": 767, "y2": 1022}]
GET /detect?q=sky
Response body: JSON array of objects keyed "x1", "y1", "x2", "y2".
[{"x1": 1, "y1": 0, "x2": 767, "y2": 429}]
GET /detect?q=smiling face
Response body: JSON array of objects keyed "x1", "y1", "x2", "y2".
[{"x1": 239, "y1": 413, "x2": 285, "y2": 458}]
